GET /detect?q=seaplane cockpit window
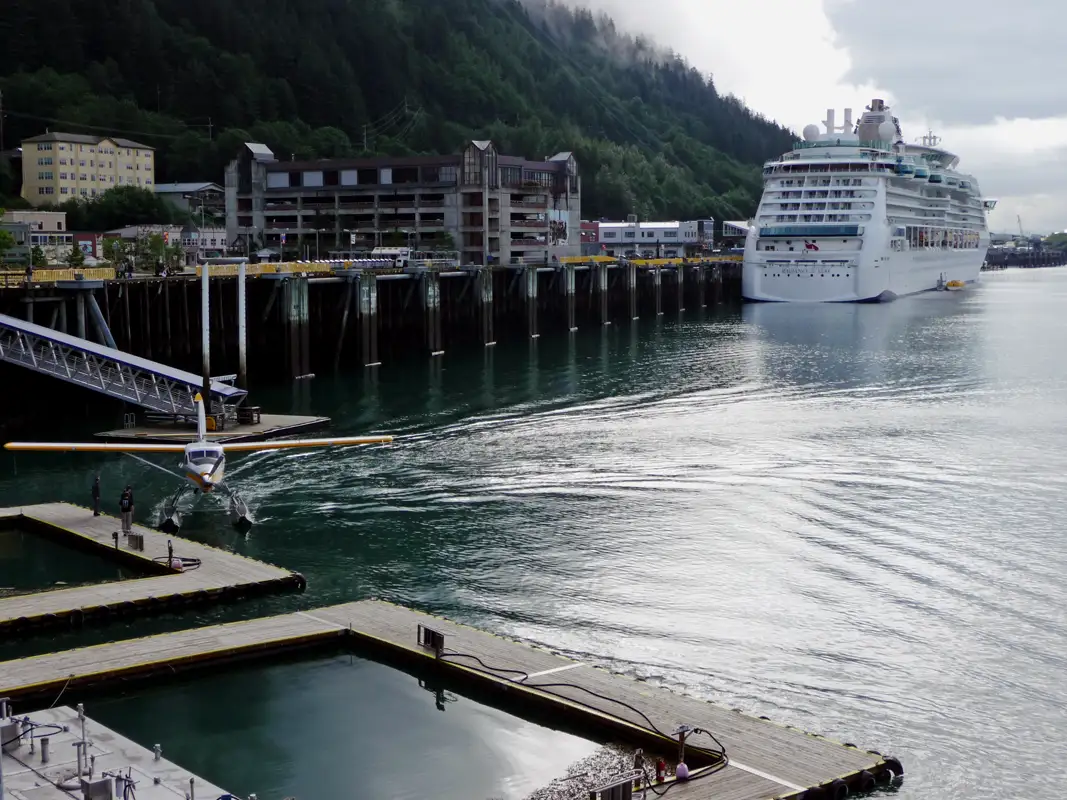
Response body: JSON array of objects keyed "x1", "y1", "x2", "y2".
[{"x1": 190, "y1": 450, "x2": 218, "y2": 463}]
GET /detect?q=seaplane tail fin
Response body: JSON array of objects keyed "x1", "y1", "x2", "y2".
[
  {"x1": 4, "y1": 442, "x2": 187, "y2": 453},
  {"x1": 194, "y1": 392, "x2": 207, "y2": 441},
  {"x1": 222, "y1": 435, "x2": 394, "y2": 453}
]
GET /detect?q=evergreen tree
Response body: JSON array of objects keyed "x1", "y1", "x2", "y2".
[{"x1": 0, "y1": 0, "x2": 797, "y2": 221}]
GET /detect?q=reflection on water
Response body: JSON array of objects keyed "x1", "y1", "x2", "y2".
[
  {"x1": 0, "y1": 527, "x2": 137, "y2": 594},
  {"x1": 3, "y1": 270, "x2": 1067, "y2": 798},
  {"x1": 91, "y1": 655, "x2": 600, "y2": 800}
]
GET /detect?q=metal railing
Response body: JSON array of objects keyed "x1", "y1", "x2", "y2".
[{"x1": 0, "y1": 315, "x2": 246, "y2": 416}]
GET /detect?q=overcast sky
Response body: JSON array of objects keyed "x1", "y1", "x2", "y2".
[{"x1": 560, "y1": 0, "x2": 1063, "y2": 233}]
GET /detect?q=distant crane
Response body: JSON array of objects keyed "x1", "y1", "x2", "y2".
[{"x1": 1018, "y1": 214, "x2": 1027, "y2": 242}]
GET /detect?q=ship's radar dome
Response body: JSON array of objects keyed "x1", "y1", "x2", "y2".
[
  {"x1": 802, "y1": 124, "x2": 820, "y2": 142},
  {"x1": 877, "y1": 121, "x2": 897, "y2": 142}
]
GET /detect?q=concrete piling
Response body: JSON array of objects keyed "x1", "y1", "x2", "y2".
[{"x1": 0, "y1": 259, "x2": 741, "y2": 384}]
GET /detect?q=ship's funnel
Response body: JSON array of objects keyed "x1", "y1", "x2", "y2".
[
  {"x1": 824, "y1": 109, "x2": 836, "y2": 135},
  {"x1": 843, "y1": 109, "x2": 853, "y2": 131}
]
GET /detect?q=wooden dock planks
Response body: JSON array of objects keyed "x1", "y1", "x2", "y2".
[
  {"x1": 0, "y1": 599, "x2": 894, "y2": 800},
  {"x1": 96, "y1": 413, "x2": 330, "y2": 443},
  {"x1": 0, "y1": 502, "x2": 304, "y2": 634}
]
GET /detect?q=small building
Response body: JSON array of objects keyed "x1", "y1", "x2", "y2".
[
  {"x1": 596, "y1": 217, "x2": 715, "y2": 258},
  {"x1": 178, "y1": 225, "x2": 230, "y2": 266},
  {"x1": 73, "y1": 232, "x2": 105, "y2": 260},
  {"x1": 106, "y1": 223, "x2": 184, "y2": 242},
  {"x1": 580, "y1": 221, "x2": 601, "y2": 256},
  {"x1": 3, "y1": 209, "x2": 68, "y2": 232},
  {"x1": 1, "y1": 210, "x2": 73, "y2": 264},
  {"x1": 20, "y1": 132, "x2": 156, "y2": 206},
  {"x1": 721, "y1": 221, "x2": 751, "y2": 248},
  {"x1": 225, "y1": 139, "x2": 581, "y2": 266},
  {"x1": 154, "y1": 182, "x2": 225, "y2": 219}
]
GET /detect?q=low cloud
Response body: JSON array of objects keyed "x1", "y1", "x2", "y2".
[{"x1": 541, "y1": 0, "x2": 1067, "y2": 231}]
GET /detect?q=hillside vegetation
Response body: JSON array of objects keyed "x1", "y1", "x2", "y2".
[{"x1": 0, "y1": 0, "x2": 795, "y2": 221}]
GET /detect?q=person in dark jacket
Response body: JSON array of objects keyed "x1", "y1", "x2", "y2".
[
  {"x1": 91, "y1": 476, "x2": 101, "y2": 516},
  {"x1": 119, "y1": 485, "x2": 134, "y2": 535}
]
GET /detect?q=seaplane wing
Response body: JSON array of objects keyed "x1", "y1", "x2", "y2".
[
  {"x1": 4, "y1": 442, "x2": 188, "y2": 453},
  {"x1": 221, "y1": 435, "x2": 394, "y2": 453}
]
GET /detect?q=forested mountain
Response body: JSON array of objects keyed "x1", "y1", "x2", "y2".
[{"x1": 0, "y1": 0, "x2": 796, "y2": 221}]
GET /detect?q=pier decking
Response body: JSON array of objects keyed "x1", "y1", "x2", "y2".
[
  {"x1": 96, "y1": 412, "x2": 329, "y2": 443},
  {"x1": 0, "y1": 503, "x2": 305, "y2": 635},
  {"x1": 0, "y1": 599, "x2": 900, "y2": 799},
  {"x1": 0, "y1": 705, "x2": 231, "y2": 800}
]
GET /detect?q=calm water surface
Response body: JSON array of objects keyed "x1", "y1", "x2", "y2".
[{"x1": 3, "y1": 268, "x2": 1067, "y2": 798}]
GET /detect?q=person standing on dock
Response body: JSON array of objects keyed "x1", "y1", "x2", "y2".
[
  {"x1": 119, "y1": 485, "x2": 134, "y2": 535},
  {"x1": 91, "y1": 475, "x2": 101, "y2": 516}
]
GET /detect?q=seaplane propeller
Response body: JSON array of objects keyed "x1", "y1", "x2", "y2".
[{"x1": 3, "y1": 393, "x2": 393, "y2": 535}]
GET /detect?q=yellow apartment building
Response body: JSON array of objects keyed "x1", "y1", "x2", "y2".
[{"x1": 20, "y1": 132, "x2": 156, "y2": 207}]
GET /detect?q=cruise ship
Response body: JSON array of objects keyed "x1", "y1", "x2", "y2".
[{"x1": 742, "y1": 99, "x2": 996, "y2": 302}]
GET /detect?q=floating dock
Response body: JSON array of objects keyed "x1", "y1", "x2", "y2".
[
  {"x1": 0, "y1": 600, "x2": 901, "y2": 799},
  {"x1": 0, "y1": 704, "x2": 231, "y2": 800},
  {"x1": 0, "y1": 503, "x2": 305, "y2": 636},
  {"x1": 96, "y1": 412, "x2": 329, "y2": 444}
]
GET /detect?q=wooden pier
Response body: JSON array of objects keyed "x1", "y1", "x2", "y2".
[
  {"x1": 0, "y1": 503, "x2": 305, "y2": 636},
  {"x1": 96, "y1": 412, "x2": 329, "y2": 444},
  {"x1": 0, "y1": 704, "x2": 230, "y2": 800},
  {"x1": 0, "y1": 259, "x2": 743, "y2": 388},
  {"x1": 0, "y1": 599, "x2": 901, "y2": 799}
]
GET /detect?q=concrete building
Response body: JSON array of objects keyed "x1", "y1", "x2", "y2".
[
  {"x1": 178, "y1": 224, "x2": 230, "y2": 265},
  {"x1": 20, "y1": 132, "x2": 155, "y2": 206},
  {"x1": 720, "y1": 221, "x2": 751, "y2": 249},
  {"x1": 225, "y1": 140, "x2": 581, "y2": 265},
  {"x1": 596, "y1": 217, "x2": 715, "y2": 258},
  {"x1": 1, "y1": 210, "x2": 74, "y2": 264},
  {"x1": 155, "y1": 182, "x2": 224, "y2": 220},
  {"x1": 580, "y1": 220, "x2": 600, "y2": 256}
]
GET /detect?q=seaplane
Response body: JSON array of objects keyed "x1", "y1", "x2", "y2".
[{"x1": 3, "y1": 394, "x2": 393, "y2": 534}]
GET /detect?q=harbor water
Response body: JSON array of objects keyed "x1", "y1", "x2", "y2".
[{"x1": 3, "y1": 267, "x2": 1067, "y2": 798}]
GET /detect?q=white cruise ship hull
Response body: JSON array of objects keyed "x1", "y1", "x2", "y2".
[{"x1": 742, "y1": 247, "x2": 985, "y2": 302}]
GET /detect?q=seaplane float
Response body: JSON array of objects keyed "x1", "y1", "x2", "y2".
[{"x1": 4, "y1": 394, "x2": 393, "y2": 533}]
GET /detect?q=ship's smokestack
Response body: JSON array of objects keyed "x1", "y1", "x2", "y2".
[
  {"x1": 824, "y1": 109, "x2": 836, "y2": 136},
  {"x1": 843, "y1": 109, "x2": 853, "y2": 131}
]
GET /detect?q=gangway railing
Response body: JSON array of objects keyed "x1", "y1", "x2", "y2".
[{"x1": 0, "y1": 313, "x2": 246, "y2": 416}]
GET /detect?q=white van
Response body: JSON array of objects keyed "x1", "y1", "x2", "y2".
[{"x1": 370, "y1": 247, "x2": 411, "y2": 269}]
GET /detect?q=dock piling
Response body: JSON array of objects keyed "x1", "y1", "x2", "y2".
[
  {"x1": 75, "y1": 292, "x2": 87, "y2": 340},
  {"x1": 476, "y1": 268, "x2": 494, "y2": 346},
  {"x1": 563, "y1": 264, "x2": 577, "y2": 332},
  {"x1": 596, "y1": 263, "x2": 610, "y2": 325},
  {"x1": 200, "y1": 262, "x2": 210, "y2": 402},
  {"x1": 334, "y1": 275, "x2": 354, "y2": 371},
  {"x1": 654, "y1": 268, "x2": 663, "y2": 316},
  {"x1": 676, "y1": 265, "x2": 685, "y2": 312},
  {"x1": 237, "y1": 262, "x2": 248, "y2": 389},
  {"x1": 86, "y1": 292, "x2": 117, "y2": 349},
  {"x1": 627, "y1": 263, "x2": 638, "y2": 320},
  {"x1": 359, "y1": 273, "x2": 379, "y2": 367},
  {"x1": 422, "y1": 271, "x2": 443, "y2": 356},
  {"x1": 521, "y1": 266, "x2": 538, "y2": 339}
]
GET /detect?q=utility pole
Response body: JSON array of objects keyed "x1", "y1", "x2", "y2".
[
  {"x1": 207, "y1": 117, "x2": 213, "y2": 141},
  {"x1": 362, "y1": 125, "x2": 368, "y2": 152}
]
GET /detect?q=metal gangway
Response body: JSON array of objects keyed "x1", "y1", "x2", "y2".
[{"x1": 0, "y1": 312, "x2": 247, "y2": 416}]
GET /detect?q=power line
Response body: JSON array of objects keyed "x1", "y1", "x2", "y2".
[{"x1": 1, "y1": 109, "x2": 185, "y2": 141}]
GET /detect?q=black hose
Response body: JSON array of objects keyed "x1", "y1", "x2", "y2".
[{"x1": 436, "y1": 651, "x2": 729, "y2": 770}]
